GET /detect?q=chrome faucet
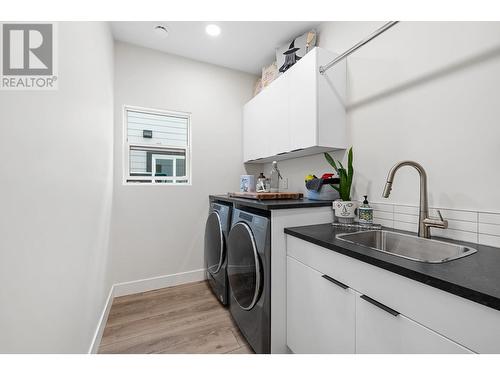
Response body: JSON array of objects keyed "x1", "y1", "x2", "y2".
[{"x1": 382, "y1": 161, "x2": 448, "y2": 239}]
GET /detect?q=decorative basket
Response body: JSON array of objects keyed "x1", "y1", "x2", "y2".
[{"x1": 306, "y1": 185, "x2": 340, "y2": 201}]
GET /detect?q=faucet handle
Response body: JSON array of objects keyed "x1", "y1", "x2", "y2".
[
  {"x1": 436, "y1": 209, "x2": 448, "y2": 229},
  {"x1": 437, "y1": 209, "x2": 444, "y2": 221}
]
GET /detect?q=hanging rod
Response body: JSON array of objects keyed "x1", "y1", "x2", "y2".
[{"x1": 319, "y1": 21, "x2": 399, "y2": 74}]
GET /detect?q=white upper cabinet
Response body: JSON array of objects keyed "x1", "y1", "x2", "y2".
[
  {"x1": 243, "y1": 47, "x2": 347, "y2": 163},
  {"x1": 287, "y1": 52, "x2": 317, "y2": 152},
  {"x1": 262, "y1": 76, "x2": 289, "y2": 157}
]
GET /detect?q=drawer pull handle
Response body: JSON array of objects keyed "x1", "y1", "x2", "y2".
[
  {"x1": 321, "y1": 274, "x2": 348, "y2": 289},
  {"x1": 360, "y1": 295, "x2": 400, "y2": 317}
]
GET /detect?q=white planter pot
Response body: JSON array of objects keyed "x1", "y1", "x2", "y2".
[{"x1": 333, "y1": 200, "x2": 357, "y2": 223}]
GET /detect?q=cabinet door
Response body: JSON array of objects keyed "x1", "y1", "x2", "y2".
[
  {"x1": 287, "y1": 256, "x2": 355, "y2": 353},
  {"x1": 263, "y1": 76, "x2": 289, "y2": 157},
  {"x1": 243, "y1": 99, "x2": 259, "y2": 162},
  {"x1": 288, "y1": 52, "x2": 317, "y2": 151},
  {"x1": 355, "y1": 293, "x2": 472, "y2": 354},
  {"x1": 243, "y1": 78, "x2": 289, "y2": 161}
]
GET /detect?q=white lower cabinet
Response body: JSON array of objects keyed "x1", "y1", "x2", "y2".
[
  {"x1": 286, "y1": 237, "x2": 478, "y2": 354},
  {"x1": 355, "y1": 293, "x2": 472, "y2": 354},
  {"x1": 287, "y1": 256, "x2": 355, "y2": 353}
]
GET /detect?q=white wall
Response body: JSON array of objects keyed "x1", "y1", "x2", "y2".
[
  {"x1": 265, "y1": 22, "x2": 500, "y2": 212},
  {"x1": 110, "y1": 42, "x2": 255, "y2": 284},
  {"x1": 0, "y1": 22, "x2": 114, "y2": 352}
]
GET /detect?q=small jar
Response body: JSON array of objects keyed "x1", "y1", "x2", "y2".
[{"x1": 256, "y1": 173, "x2": 270, "y2": 192}]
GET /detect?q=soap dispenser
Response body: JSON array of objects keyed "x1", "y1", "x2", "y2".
[{"x1": 358, "y1": 195, "x2": 374, "y2": 225}]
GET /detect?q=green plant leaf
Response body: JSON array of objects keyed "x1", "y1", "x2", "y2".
[
  {"x1": 325, "y1": 148, "x2": 354, "y2": 201},
  {"x1": 338, "y1": 168, "x2": 349, "y2": 201},
  {"x1": 347, "y1": 147, "x2": 353, "y2": 175},
  {"x1": 347, "y1": 147, "x2": 353, "y2": 198},
  {"x1": 324, "y1": 152, "x2": 338, "y2": 172}
]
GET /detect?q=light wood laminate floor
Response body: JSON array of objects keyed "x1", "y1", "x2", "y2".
[{"x1": 98, "y1": 281, "x2": 254, "y2": 354}]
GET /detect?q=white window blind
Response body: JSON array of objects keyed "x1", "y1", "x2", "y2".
[{"x1": 124, "y1": 106, "x2": 191, "y2": 184}]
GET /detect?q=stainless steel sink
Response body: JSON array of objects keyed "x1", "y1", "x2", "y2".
[{"x1": 336, "y1": 230, "x2": 477, "y2": 263}]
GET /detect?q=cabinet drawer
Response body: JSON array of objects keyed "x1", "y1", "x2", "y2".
[
  {"x1": 356, "y1": 293, "x2": 472, "y2": 353},
  {"x1": 287, "y1": 235, "x2": 500, "y2": 353},
  {"x1": 287, "y1": 256, "x2": 355, "y2": 353}
]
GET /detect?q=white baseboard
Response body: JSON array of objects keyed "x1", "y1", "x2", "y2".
[
  {"x1": 88, "y1": 268, "x2": 206, "y2": 353},
  {"x1": 113, "y1": 268, "x2": 206, "y2": 297},
  {"x1": 88, "y1": 285, "x2": 115, "y2": 354}
]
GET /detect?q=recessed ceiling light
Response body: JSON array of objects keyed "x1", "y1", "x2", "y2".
[
  {"x1": 205, "y1": 24, "x2": 221, "y2": 37},
  {"x1": 154, "y1": 25, "x2": 169, "y2": 38}
]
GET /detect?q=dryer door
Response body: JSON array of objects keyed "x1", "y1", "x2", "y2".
[
  {"x1": 204, "y1": 211, "x2": 224, "y2": 275},
  {"x1": 227, "y1": 222, "x2": 262, "y2": 311}
]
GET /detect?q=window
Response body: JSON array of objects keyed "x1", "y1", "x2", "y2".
[{"x1": 124, "y1": 106, "x2": 191, "y2": 184}]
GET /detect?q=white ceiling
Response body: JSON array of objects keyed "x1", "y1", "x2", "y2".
[{"x1": 110, "y1": 21, "x2": 320, "y2": 75}]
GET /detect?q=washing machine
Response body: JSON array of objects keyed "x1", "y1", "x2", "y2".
[
  {"x1": 227, "y1": 208, "x2": 271, "y2": 354},
  {"x1": 204, "y1": 201, "x2": 232, "y2": 305}
]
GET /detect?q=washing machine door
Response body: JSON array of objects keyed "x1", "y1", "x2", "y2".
[
  {"x1": 204, "y1": 211, "x2": 224, "y2": 275},
  {"x1": 227, "y1": 222, "x2": 261, "y2": 311}
]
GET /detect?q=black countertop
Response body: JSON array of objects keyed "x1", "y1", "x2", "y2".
[
  {"x1": 285, "y1": 223, "x2": 500, "y2": 312},
  {"x1": 210, "y1": 194, "x2": 333, "y2": 210}
]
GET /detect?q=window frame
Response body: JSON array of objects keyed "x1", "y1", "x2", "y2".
[{"x1": 122, "y1": 105, "x2": 192, "y2": 186}]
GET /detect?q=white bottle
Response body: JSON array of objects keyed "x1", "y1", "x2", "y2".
[{"x1": 270, "y1": 161, "x2": 282, "y2": 193}]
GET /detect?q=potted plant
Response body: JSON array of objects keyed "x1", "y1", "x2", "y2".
[{"x1": 324, "y1": 147, "x2": 356, "y2": 223}]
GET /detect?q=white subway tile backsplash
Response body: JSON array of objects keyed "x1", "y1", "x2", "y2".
[
  {"x1": 362, "y1": 203, "x2": 500, "y2": 248},
  {"x1": 479, "y1": 223, "x2": 500, "y2": 237},
  {"x1": 479, "y1": 234, "x2": 500, "y2": 248},
  {"x1": 394, "y1": 205, "x2": 419, "y2": 215},
  {"x1": 394, "y1": 213, "x2": 418, "y2": 224},
  {"x1": 479, "y1": 212, "x2": 500, "y2": 225},
  {"x1": 429, "y1": 208, "x2": 477, "y2": 222},
  {"x1": 373, "y1": 217, "x2": 393, "y2": 228},
  {"x1": 373, "y1": 210, "x2": 393, "y2": 220},
  {"x1": 447, "y1": 219, "x2": 477, "y2": 233},
  {"x1": 370, "y1": 202, "x2": 393, "y2": 213},
  {"x1": 432, "y1": 228, "x2": 478, "y2": 243},
  {"x1": 393, "y1": 220, "x2": 417, "y2": 233}
]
